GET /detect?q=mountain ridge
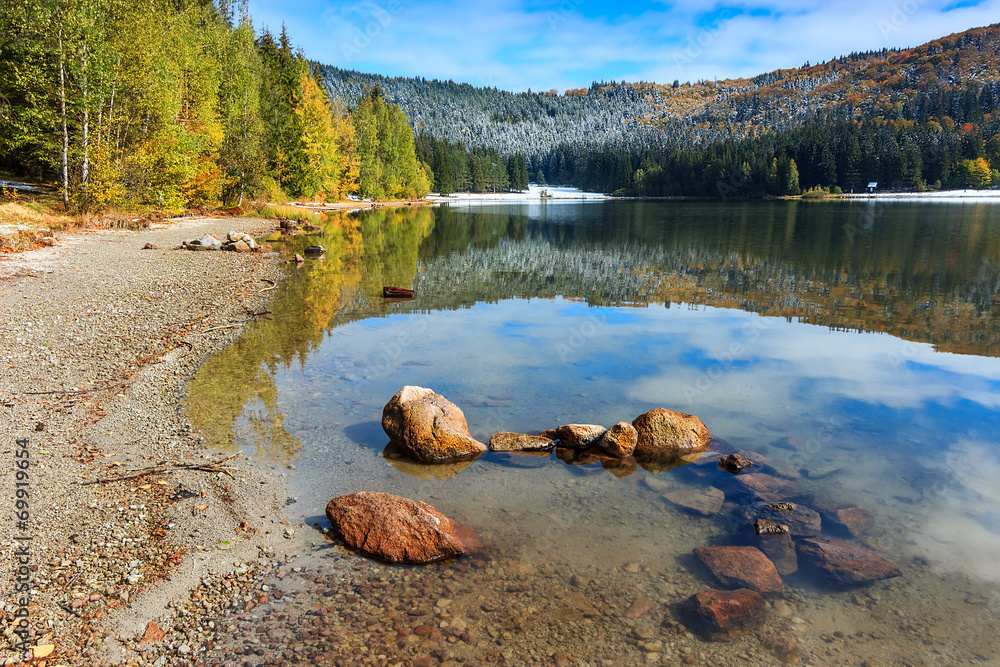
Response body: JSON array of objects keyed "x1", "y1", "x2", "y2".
[{"x1": 316, "y1": 22, "x2": 1000, "y2": 165}]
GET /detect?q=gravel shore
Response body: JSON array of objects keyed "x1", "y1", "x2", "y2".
[{"x1": 0, "y1": 218, "x2": 314, "y2": 665}]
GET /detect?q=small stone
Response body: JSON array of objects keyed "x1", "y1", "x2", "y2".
[
  {"x1": 177, "y1": 644, "x2": 191, "y2": 655},
  {"x1": 138, "y1": 621, "x2": 166, "y2": 644},
  {"x1": 554, "y1": 423, "x2": 607, "y2": 449},
  {"x1": 624, "y1": 597, "x2": 654, "y2": 619},
  {"x1": 682, "y1": 589, "x2": 766, "y2": 640},
  {"x1": 294, "y1": 253, "x2": 305, "y2": 263},
  {"x1": 596, "y1": 421, "x2": 638, "y2": 457},
  {"x1": 763, "y1": 634, "x2": 800, "y2": 662},
  {"x1": 232, "y1": 240, "x2": 251, "y2": 252},
  {"x1": 142, "y1": 242, "x2": 159, "y2": 250},
  {"x1": 32, "y1": 645, "x2": 55, "y2": 659},
  {"x1": 718, "y1": 453, "x2": 754, "y2": 474},
  {"x1": 488, "y1": 432, "x2": 554, "y2": 453},
  {"x1": 754, "y1": 519, "x2": 788, "y2": 535}
]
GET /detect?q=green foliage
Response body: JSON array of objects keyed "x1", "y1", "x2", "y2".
[
  {"x1": 0, "y1": 0, "x2": 420, "y2": 211},
  {"x1": 956, "y1": 157, "x2": 993, "y2": 189},
  {"x1": 352, "y1": 87, "x2": 421, "y2": 200}
]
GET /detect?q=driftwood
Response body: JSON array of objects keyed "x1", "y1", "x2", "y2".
[{"x1": 80, "y1": 453, "x2": 241, "y2": 486}]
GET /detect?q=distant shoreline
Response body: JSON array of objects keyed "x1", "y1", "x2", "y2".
[{"x1": 838, "y1": 189, "x2": 1000, "y2": 202}]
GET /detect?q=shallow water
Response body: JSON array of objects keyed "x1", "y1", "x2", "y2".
[{"x1": 188, "y1": 200, "x2": 1000, "y2": 666}]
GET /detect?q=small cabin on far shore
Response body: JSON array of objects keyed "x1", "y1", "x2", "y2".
[{"x1": 867, "y1": 181, "x2": 878, "y2": 193}]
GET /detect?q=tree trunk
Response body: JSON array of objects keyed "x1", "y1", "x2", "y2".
[
  {"x1": 81, "y1": 44, "x2": 89, "y2": 187},
  {"x1": 58, "y1": 30, "x2": 70, "y2": 209}
]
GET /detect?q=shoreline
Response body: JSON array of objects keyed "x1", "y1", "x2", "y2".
[{"x1": 0, "y1": 218, "x2": 313, "y2": 664}]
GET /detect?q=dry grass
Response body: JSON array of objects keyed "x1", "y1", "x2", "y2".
[{"x1": 252, "y1": 204, "x2": 324, "y2": 226}]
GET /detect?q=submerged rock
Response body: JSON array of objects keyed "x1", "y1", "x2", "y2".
[
  {"x1": 325, "y1": 492, "x2": 474, "y2": 565},
  {"x1": 381, "y1": 386, "x2": 487, "y2": 463},
  {"x1": 756, "y1": 532, "x2": 798, "y2": 576},
  {"x1": 632, "y1": 408, "x2": 711, "y2": 458},
  {"x1": 682, "y1": 588, "x2": 766, "y2": 640},
  {"x1": 554, "y1": 424, "x2": 607, "y2": 449},
  {"x1": 743, "y1": 502, "x2": 821, "y2": 537},
  {"x1": 732, "y1": 473, "x2": 806, "y2": 503},
  {"x1": 488, "y1": 432, "x2": 555, "y2": 453},
  {"x1": 663, "y1": 485, "x2": 726, "y2": 516},
  {"x1": 718, "y1": 453, "x2": 754, "y2": 474},
  {"x1": 820, "y1": 506, "x2": 875, "y2": 538},
  {"x1": 796, "y1": 538, "x2": 902, "y2": 586},
  {"x1": 595, "y1": 421, "x2": 638, "y2": 457},
  {"x1": 693, "y1": 546, "x2": 783, "y2": 593}
]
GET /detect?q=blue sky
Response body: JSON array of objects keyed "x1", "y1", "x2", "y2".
[{"x1": 246, "y1": 0, "x2": 1000, "y2": 92}]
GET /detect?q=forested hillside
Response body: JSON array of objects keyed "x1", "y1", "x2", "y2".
[
  {"x1": 317, "y1": 24, "x2": 1000, "y2": 197},
  {"x1": 0, "y1": 0, "x2": 428, "y2": 210}
]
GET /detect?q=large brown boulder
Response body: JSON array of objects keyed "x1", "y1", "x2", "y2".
[
  {"x1": 796, "y1": 539, "x2": 901, "y2": 586},
  {"x1": 632, "y1": 409, "x2": 711, "y2": 458},
  {"x1": 682, "y1": 589, "x2": 766, "y2": 640},
  {"x1": 381, "y1": 386, "x2": 487, "y2": 463},
  {"x1": 693, "y1": 546, "x2": 784, "y2": 594},
  {"x1": 325, "y1": 492, "x2": 472, "y2": 564}
]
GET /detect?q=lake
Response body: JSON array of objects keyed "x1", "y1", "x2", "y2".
[{"x1": 188, "y1": 199, "x2": 1000, "y2": 666}]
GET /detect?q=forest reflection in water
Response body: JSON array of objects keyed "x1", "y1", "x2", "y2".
[{"x1": 187, "y1": 198, "x2": 1000, "y2": 466}]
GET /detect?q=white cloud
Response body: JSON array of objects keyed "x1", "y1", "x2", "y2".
[{"x1": 248, "y1": 0, "x2": 1000, "y2": 91}]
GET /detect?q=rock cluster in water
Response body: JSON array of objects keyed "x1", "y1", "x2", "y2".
[
  {"x1": 659, "y1": 445, "x2": 904, "y2": 641},
  {"x1": 363, "y1": 385, "x2": 902, "y2": 646}
]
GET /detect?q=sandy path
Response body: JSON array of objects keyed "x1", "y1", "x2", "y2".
[{"x1": 0, "y1": 218, "x2": 317, "y2": 665}]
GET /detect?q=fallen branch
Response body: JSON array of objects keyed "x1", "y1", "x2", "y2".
[
  {"x1": 80, "y1": 453, "x2": 242, "y2": 486},
  {"x1": 57, "y1": 602, "x2": 82, "y2": 618},
  {"x1": 188, "y1": 322, "x2": 242, "y2": 336},
  {"x1": 23, "y1": 382, "x2": 121, "y2": 396}
]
